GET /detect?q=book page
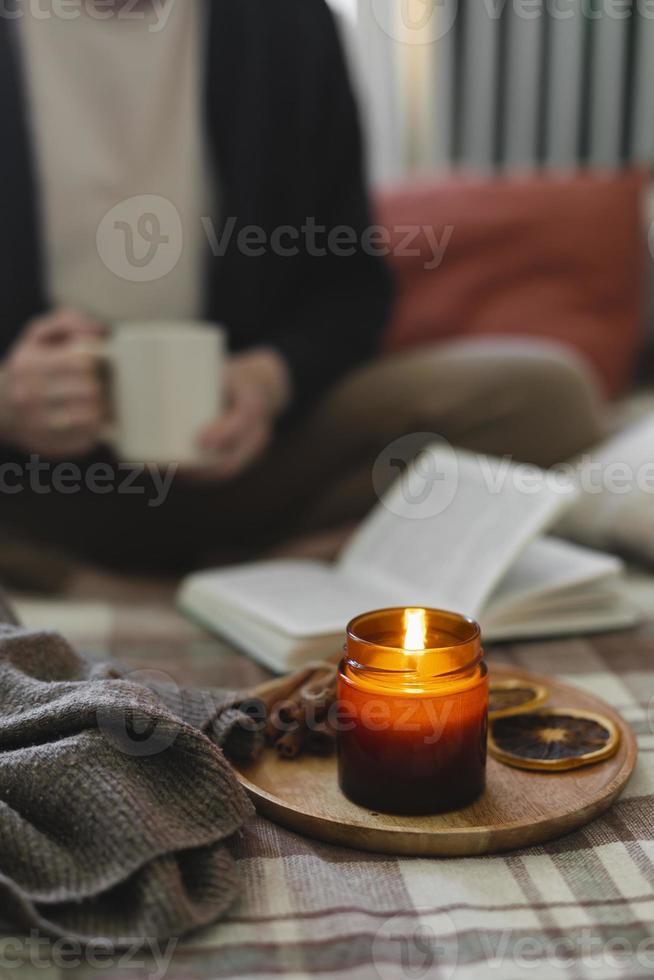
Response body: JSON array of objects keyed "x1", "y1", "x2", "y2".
[
  {"x1": 186, "y1": 596, "x2": 352, "y2": 671},
  {"x1": 340, "y1": 447, "x2": 577, "y2": 618},
  {"x1": 179, "y1": 560, "x2": 389, "y2": 638},
  {"x1": 481, "y1": 590, "x2": 637, "y2": 642},
  {"x1": 484, "y1": 537, "x2": 623, "y2": 620}
]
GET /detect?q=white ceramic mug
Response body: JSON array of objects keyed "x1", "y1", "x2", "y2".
[{"x1": 91, "y1": 321, "x2": 225, "y2": 465}]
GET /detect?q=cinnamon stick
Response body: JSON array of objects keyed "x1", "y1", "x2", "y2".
[
  {"x1": 248, "y1": 668, "x2": 315, "y2": 710},
  {"x1": 276, "y1": 726, "x2": 309, "y2": 760},
  {"x1": 248, "y1": 661, "x2": 339, "y2": 759}
]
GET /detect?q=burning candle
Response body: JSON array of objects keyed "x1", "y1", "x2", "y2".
[{"x1": 337, "y1": 608, "x2": 488, "y2": 815}]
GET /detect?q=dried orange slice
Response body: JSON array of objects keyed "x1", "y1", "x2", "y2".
[
  {"x1": 489, "y1": 678, "x2": 549, "y2": 719},
  {"x1": 488, "y1": 708, "x2": 620, "y2": 772}
]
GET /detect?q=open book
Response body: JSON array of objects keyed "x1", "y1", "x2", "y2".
[{"x1": 178, "y1": 447, "x2": 637, "y2": 672}]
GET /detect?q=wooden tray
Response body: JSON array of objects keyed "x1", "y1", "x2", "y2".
[{"x1": 235, "y1": 664, "x2": 638, "y2": 857}]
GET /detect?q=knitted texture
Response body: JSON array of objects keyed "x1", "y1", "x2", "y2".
[{"x1": 0, "y1": 605, "x2": 261, "y2": 947}]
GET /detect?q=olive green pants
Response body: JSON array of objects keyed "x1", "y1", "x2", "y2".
[{"x1": 0, "y1": 338, "x2": 606, "y2": 590}]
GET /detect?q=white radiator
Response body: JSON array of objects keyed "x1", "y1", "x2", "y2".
[{"x1": 352, "y1": 0, "x2": 654, "y2": 180}]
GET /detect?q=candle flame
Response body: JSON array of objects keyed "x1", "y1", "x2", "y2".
[{"x1": 404, "y1": 608, "x2": 427, "y2": 652}]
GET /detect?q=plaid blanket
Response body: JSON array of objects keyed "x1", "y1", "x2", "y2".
[{"x1": 7, "y1": 599, "x2": 654, "y2": 980}]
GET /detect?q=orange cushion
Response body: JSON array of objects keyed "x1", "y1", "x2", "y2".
[{"x1": 378, "y1": 171, "x2": 648, "y2": 398}]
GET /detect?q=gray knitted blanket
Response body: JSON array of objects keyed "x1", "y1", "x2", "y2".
[{"x1": 0, "y1": 595, "x2": 262, "y2": 947}]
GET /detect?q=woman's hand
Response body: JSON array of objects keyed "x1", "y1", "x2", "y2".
[
  {"x1": 0, "y1": 309, "x2": 108, "y2": 458},
  {"x1": 193, "y1": 348, "x2": 291, "y2": 481}
]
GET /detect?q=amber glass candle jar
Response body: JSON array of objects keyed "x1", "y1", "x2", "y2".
[{"x1": 337, "y1": 608, "x2": 488, "y2": 815}]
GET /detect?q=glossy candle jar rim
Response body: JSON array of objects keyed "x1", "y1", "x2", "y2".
[{"x1": 343, "y1": 607, "x2": 484, "y2": 694}]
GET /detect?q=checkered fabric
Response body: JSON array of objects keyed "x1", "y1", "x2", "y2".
[{"x1": 7, "y1": 600, "x2": 654, "y2": 980}]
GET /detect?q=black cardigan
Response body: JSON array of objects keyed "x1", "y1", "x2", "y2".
[{"x1": 0, "y1": 0, "x2": 394, "y2": 413}]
